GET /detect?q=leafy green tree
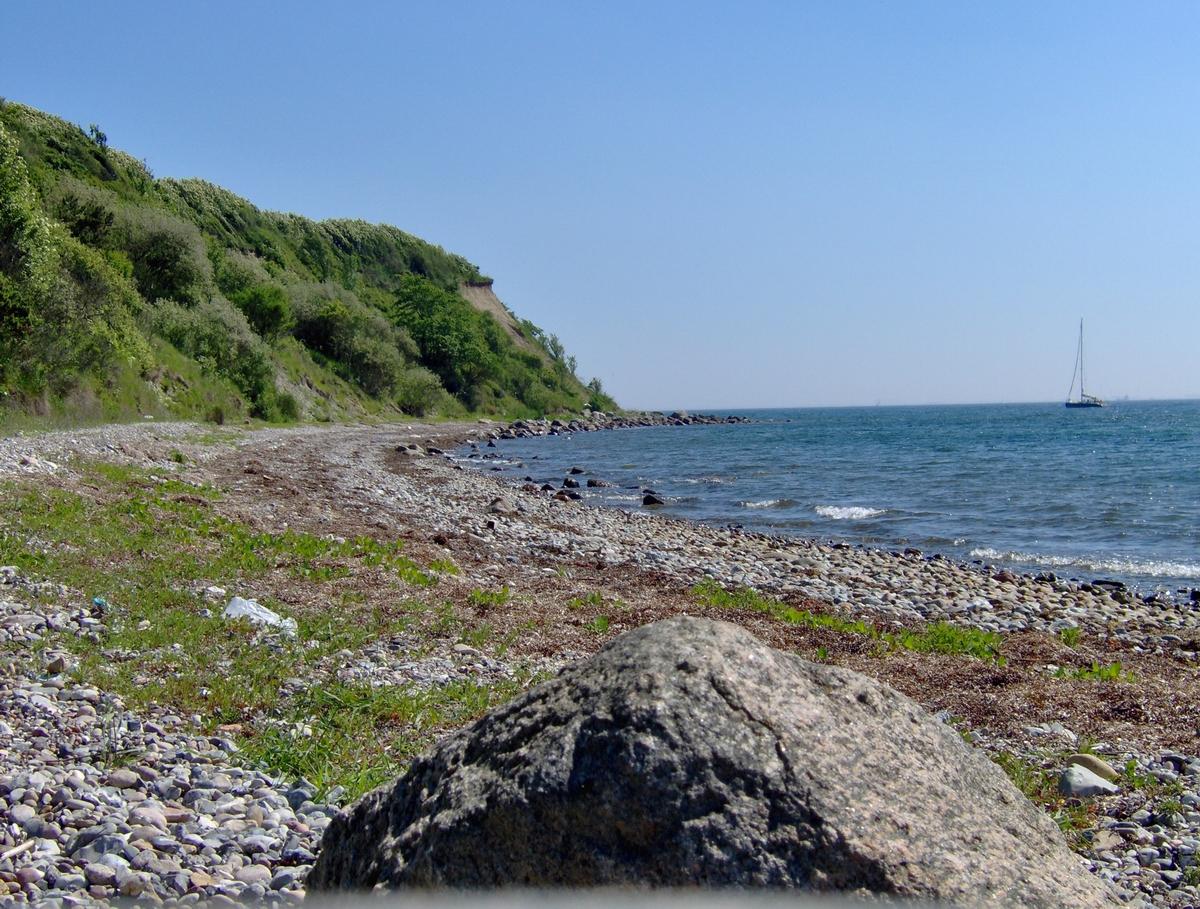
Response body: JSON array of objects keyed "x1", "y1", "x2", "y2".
[
  {"x1": 392, "y1": 274, "x2": 496, "y2": 400},
  {"x1": 587, "y1": 377, "x2": 617, "y2": 412}
]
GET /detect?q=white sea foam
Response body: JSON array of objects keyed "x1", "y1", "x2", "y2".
[
  {"x1": 683, "y1": 475, "x2": 736, "y2": 486},
  {"x1": 739, "y1": 498, "x2": 794, "y2": 509},
  {"x1": 815, "y1": 505, "x2": 886, "y2": 520},
  {"x1": 968, "y1": 548, "x2": 1200, "y2": 580}
]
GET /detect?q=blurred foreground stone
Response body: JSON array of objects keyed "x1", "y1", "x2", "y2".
[{"x1": 310, "y1": 617, "x2": 1116, "y2": 907}]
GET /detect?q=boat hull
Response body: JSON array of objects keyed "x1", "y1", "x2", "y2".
[{"x1": 1065, "y1": 400, "x2": 1104, "y2": 408}]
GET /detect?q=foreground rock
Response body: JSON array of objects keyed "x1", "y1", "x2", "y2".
[{"x1": 310, "y1": 617, "x2": 1117, "y2": 906}]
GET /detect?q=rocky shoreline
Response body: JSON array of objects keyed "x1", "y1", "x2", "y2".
[
  {"x1": 1, "y1": 416, "x2": 1199, "y2": 905},
  {"x1": 467, "y1": 414, "x2": 1200, "y2": 639}
]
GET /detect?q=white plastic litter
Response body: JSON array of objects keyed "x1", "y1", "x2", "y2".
[{"x1": 223, "y1": 596, "x2": 297, "y2": 636}]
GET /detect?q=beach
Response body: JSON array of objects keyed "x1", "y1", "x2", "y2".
[{"x1": 2, "y1": 417, "x2": 1200, "y2": 904}]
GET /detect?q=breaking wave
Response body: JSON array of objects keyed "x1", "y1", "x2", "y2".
[
  {"x1": 968, "y1": 548, "x2": 1200, "y2": 580},
  {"x1": 815, "y1": 505, "x2": 887, "y2": 520}
]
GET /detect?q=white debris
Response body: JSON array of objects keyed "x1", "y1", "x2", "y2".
[{"x1": 222, "y1": 596, "x2": 297, "y2": 635}]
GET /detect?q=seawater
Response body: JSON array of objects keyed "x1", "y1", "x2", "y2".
[{"x1": 470, "y1": 401, "x2": 1200, "y2": 596}]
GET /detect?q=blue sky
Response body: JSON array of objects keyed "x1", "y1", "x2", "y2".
[{"x1": 4, "y1": 2, "x2": 1197, "y2": 407}]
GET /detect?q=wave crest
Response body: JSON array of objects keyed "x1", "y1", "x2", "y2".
[
  {"x1": 968, "y1": 548, "x2": 1200, "y2": 580},
  {"x1": 815, "y1": 505, "x2": 886, "y2": 520},
  {"x1": 738, "y1": 498, "x2": 795, "y2": 509}
]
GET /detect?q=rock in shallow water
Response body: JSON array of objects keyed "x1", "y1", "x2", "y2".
[{"x1": 310, "y1": 617, "x2": 1118, "y2": 907}]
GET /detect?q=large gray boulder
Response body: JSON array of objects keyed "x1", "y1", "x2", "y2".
[{"x1": 309, "y1": 617, "x2": 1116, "y2": 906}]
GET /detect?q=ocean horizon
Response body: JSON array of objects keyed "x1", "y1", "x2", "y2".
[
  {"x1": 468, "y1": 399, "x2": 1200, "y2": 598},
  {"x1": 632, "y1": 396, "x2": 1199, "y2": 412}
]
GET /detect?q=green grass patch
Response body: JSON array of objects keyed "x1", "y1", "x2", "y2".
[
  {"x1": 568, "y1": 591, "x2": 605, "y2": 611},
  {"x1": 690, "y1": 579, "x2": 1003, "y2": 662},
  {"x1": 458, "y1": 622, "x2": 493, "y2": 648},
  {"x1": 1055, "y1": 661, "x2": 1135, "y2": 683},
  {"x1": 240, "y1": 677, "x2": 532, "y2": 800},
  {"x1": 1058, "y1": 626, "x2": 1082, "y2": 647},
  {"x1": 468, "y1": 586, "x2": 511, "y2": 608},
  {"x1": 0, "y1": 463, "x2": 435, "y2": 723},
  {"x1": 585, "y1": 615, "x2": 611, "y2": 634},
  {"x1": 1122, "y1": 759, "x2": 1184, "y2": 797},
  {"x1": 494, "y1": 620, "x2": 539, "y2": 659},
  {"x1": 0, "y1": 460, "x2": 535, "y2": 795},
  {"x1": 889, "y1": 622, "x2": 1004, "y2": 662},
  {"x1": 427, "y1": 558, "x2": 460, "y2": 576}
]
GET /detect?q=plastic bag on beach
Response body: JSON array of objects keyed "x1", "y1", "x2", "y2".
[{"x1": 223, "y1": 595, "x2": 298, "y2": 636}]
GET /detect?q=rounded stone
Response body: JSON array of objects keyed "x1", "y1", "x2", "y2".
[
  {"x1": 84, "y1": 863, "x2": 118, "y2": 887},
  {"x1": 235, "y1": 864, "x2": 272, "y2": 885},
  {"x1": 105, "y1": 768, "x2": 141, "y2": 790}
]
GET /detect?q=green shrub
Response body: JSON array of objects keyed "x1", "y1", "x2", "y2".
[
  {"x1": 116, "y1": 206, "x2": 211, "y2": 303},
  {"x1": 52, "y1": 235, "x2": 151, "y2": 372},
  {"x1": 213, "y1": 248, "x2": 274, "y2": 298},
  {"x1": 290, "y1": 283, "x2": 415, "y2": 396},
  {"x1": 394, "y1": 365, "x2": 445, "y2": 416},
  {"x1": 232, "y1": 283, "x2": 294, "y2": 339},
  {"x1": 587, "y1": 377, "x2": 618, "y2": 412},
  {"x1": 0, "y1": 122, "x2": 57, "y2": 350},
  {"x1": 149, "y1": 297, "x2": 272, "y2": 406},
  {"x1": 1, "y1": 131, "x2": 152, "y2": 394},
  {"x1": 51, "y1": 178, "x2": 116, "y2": 247},
  {"x1": 275, "y1": 390, "x2": 300, "y2": 421}
]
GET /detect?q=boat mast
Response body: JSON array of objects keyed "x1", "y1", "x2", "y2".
[
  {"x1": 1067, "y1": 319, "x2": 1082, "y2": 402},
  {"x1": 1078, "y1": 319, "x2": 1085, "y2": 398}
]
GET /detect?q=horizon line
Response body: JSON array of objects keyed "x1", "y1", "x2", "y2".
[{"x1": 621, "y1": 396, "x2": 1200, "y2": 413}]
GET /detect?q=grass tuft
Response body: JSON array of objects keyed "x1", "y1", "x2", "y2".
[
  {"x1": 1055, "y1": 661, "x2": 1135, "y2": 683},
  {"x1": 690, "y1": 579, "x2": 1003, "y2": 662},
  {"x1": 1058, "y1": 626, "x2": 1082, "y2": 647},
  {"x1": 585, "y1": 615, "x2": 611, "y2": 634},
  {"x1": 468, "y1": 586, "x2": 511, "y2": 608},
  {"x1": 992, "y1": 751, "x2": 1094, "y2": 848}
]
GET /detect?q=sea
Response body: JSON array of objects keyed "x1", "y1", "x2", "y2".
[{"x1": 465, "y1": 400, "x2": 1200, "y2": 599}]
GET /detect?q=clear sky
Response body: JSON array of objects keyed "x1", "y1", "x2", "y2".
[{"x1": 4, "y1": 2, "x2": 1197, "y2": 408}]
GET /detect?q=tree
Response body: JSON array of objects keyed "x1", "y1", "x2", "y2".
[{"x1": 392, "y1": 274, "x2": 496, "y2": 399}]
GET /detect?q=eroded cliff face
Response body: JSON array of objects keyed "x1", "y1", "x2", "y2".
[{"x1": 457, "y1": 283, "x2": 541, "y2": 355}]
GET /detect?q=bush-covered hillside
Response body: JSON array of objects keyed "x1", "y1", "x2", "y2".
[{"x1": 0, "y1": 100, "x2": 616, "y2": 425}]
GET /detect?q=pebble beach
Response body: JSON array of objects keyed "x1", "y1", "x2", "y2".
[{"x1": 2, "y1": 415, "x2": 1200, "y2": 905}]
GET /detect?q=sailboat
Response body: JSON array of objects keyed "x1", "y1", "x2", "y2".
[{"x1": 1065, "y1": 319, "x2": 1104, "y2": 408}]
